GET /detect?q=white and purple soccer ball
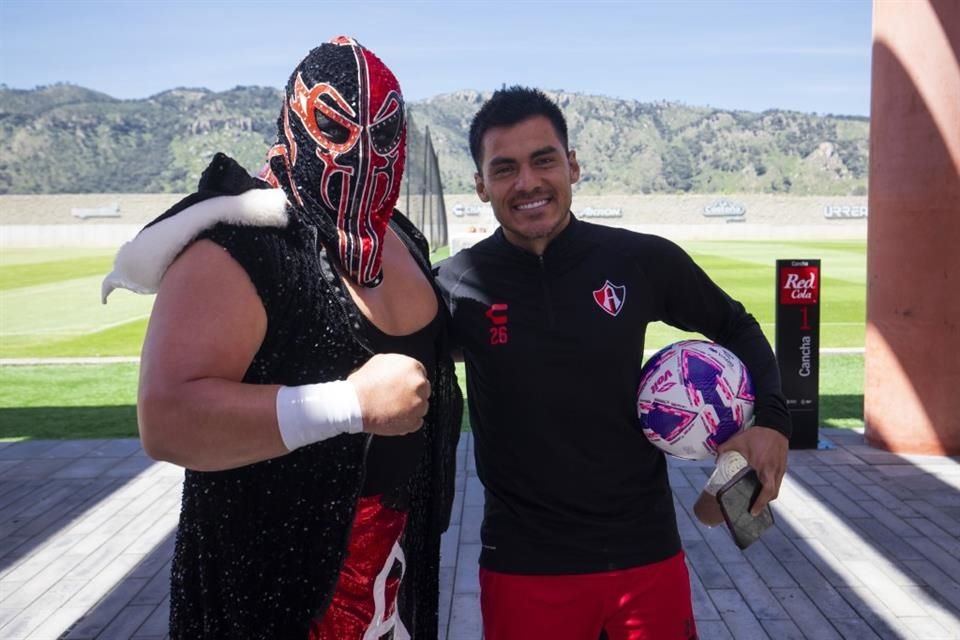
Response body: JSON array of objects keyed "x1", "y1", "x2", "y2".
[{"x1": 637, "y1": 340, "x2": 755, "y2": 460}]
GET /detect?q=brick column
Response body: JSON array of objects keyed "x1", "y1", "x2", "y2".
[{"x1": 865, "y1": 0, "x2": 960, "y2": 454}]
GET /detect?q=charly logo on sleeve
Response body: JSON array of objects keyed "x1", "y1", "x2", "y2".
[
  {"x1": 484, "y1": 303, "x2": 509, "y2": 345},
  {"x1": 593, "y1": 281, "x2": 626, "y2": 317}
]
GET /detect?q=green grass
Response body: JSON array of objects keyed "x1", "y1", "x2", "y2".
[
  {"x1": 0, "y1": 240, "x2": 866, "y2": 357},
  {"x1": 819, "y1": 352, "x2": 865, "y2": 429},
  {"x1": 2, "y1": 318, "x2": 149, "y2": 359},
  {"x1": 0, "y1": 240, "x2": 866, "y2": 440},
  {"x1": 0, "y1": 355, "x2": 864, "y2": 440},
  {"x1": 0, "y1": 254, "x2": 118, "y2": 291},
  {"x1": 0, "y1": 363, "x2": 140, "y2": 440},
  {"x1": 431, "y1": 245, "x2": 450, "y2": 261},
  {"x1": 0, "y1": 248, "x2": 153, "y2": 358},
  {"x1": 645, "y1": 239, "x2": 865, "y2": 349}
]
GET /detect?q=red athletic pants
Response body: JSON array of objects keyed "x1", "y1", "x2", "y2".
[{"x1": 479, "y1": 551, "x2": 697, "y2": 640}]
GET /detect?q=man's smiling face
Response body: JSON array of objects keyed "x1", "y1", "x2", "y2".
[{"x1": 475, "y1": 115, "x2": 580, "y2": 255}]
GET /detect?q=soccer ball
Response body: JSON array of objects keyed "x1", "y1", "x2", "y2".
[{"x1": 637, "y1": 340, "x2": 754, "y2": 460}]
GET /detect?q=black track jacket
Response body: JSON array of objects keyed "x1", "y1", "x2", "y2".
[{"x1": 435, "y1": 215, "x2": 791, "y2": 574}]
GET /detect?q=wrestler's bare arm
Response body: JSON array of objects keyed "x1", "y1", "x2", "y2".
[{"x1": 138, "y1": 240, "x2": 428, "y2": 472}]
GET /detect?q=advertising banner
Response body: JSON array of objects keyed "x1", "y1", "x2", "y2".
[{"x1": 775, "y1": 259, "x2": 821, "y2": 449}]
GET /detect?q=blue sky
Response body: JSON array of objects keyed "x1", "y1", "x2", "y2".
[{"x1": 0, "y1": 0, "x2": 873, "y2": 116}]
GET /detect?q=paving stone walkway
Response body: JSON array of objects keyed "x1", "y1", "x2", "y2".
[{"x1": 0, "y1": 428, "x2": 958, "y2": 639}]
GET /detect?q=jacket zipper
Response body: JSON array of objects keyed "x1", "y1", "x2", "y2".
[{"x1": 539, "y1": 255, "x2": 555, "y2": 329}]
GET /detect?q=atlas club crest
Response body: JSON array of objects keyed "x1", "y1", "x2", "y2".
[{"x1": 593, "y1": 280, "x2": 626, "y2": 316}]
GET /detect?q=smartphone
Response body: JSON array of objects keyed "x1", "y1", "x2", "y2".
[{"x1": 716, "y1": 467, "x2": 775, "y2": 549}]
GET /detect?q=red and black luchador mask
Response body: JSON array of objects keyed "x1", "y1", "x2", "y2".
[{"x1": 263, "y1": 36, "x2": 406, "y2": 287}]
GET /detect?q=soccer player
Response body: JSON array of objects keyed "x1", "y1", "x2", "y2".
[
  {"x1": 102, "y1": 37, "x2": 462, "y2": 639},
  {"x1": 434, "y1": 86, "x2": 791, "y2": 640}
]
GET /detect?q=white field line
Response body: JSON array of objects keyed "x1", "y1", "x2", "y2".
[
  {"x1": 0, "y1": 279, "x2": 107, "y2": 298},
  {"x1": 0, "y1": 314, "x2": 151, "y2": 337}
]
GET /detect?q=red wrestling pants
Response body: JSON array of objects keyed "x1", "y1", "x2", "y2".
[
  {"x1": 480, "y1": 551, "x2": 697, "y2": 640},
  {"x1": 309, "y1": 495, "x2": 409, "y2": 640}
]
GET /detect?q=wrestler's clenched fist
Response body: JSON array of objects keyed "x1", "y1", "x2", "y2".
[{"x1": 349, "y1": 353, "x2": 431, "y2": 436}]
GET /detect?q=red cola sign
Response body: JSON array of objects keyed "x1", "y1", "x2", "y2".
[
  {"x1": 779, "y1": 266, "x2": 819, "y2": 305},
  {"x1": 775, "y1": 259, "x2": 821, "y2": 449}
]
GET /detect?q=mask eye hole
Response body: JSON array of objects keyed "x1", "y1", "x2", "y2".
[
  {"x1": 314, "y1": 109, "x2": 350, "y2": 145},
  {"x1": 371, "y1": 94, "x2": 404, "y2": 155}
]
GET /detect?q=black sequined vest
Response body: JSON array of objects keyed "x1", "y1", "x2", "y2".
[{"x1": 168, "y1": 213, "x2": 462, "y2": 639}]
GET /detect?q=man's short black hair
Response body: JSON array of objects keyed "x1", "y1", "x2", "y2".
[{"x1": 469, "y1": 86, "x2": 569, "y2": 171}]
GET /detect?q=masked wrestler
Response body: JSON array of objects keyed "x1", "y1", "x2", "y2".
[{"x1": 102, "y1": 37, "x2": 462, "y2": 639}]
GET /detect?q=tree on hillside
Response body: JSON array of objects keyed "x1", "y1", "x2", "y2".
[{"x1": 662, "y1": 144, "x2": 694, "y2": 192}]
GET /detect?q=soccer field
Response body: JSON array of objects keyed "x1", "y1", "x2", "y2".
[
  {"x1": 0, "y1": 247, "x2": 152, "y2": 358},
  {"x1": 0, "y1": 239, "x2": 867, "y2": 439},
  {"x1": 0, "y1": 239, "x2": 866, "y2": 359},
  {"x1": 651, "y1": 239, "x2": 866, "y2": 348}
]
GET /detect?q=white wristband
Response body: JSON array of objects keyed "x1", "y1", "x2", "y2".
[
  {"x1": 276, "y1": 380, "x2": 365, "y2": 451},
  {"x1": 703, "y1": 450, "x2": 749, "y2": 496}
]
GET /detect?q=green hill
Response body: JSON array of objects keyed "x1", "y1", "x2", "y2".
[{"x1": 0, "y1": 83, "x2": 868, "y2": 196}]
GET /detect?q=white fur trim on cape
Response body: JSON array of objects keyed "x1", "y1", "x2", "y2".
[{"x1": 101, "y1": 188, "x2": 289, "y2": 303}]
